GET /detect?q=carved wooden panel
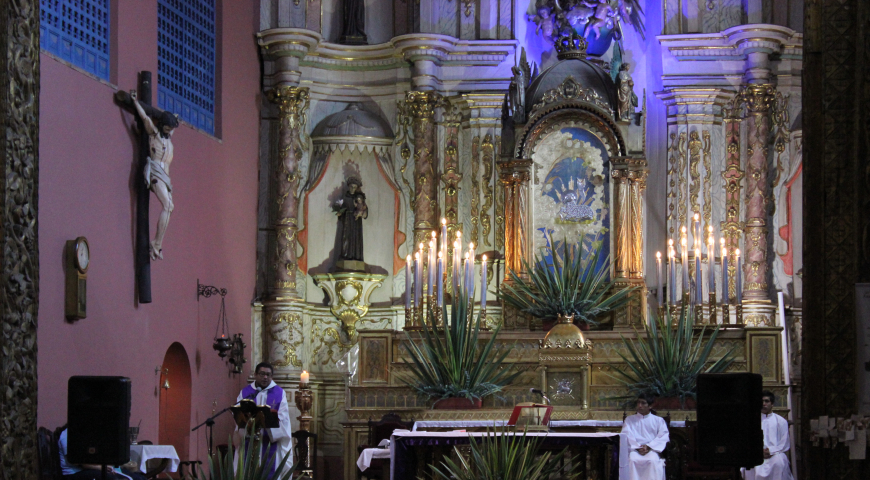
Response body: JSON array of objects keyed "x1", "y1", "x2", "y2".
[
  {"x1": 359, "y1": 334, "x2": 391, "y2": 385},
  {"x1": 1, "y1": 1, "x2": 40, "y2": 479}
]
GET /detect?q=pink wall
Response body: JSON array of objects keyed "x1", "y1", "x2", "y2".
[{"x1": 37, "y1": 0, "x2": 261, "y2": 464}]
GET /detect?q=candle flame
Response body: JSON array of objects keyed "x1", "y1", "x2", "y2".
[
  {"x1": 681, "y1": 226, "x2": 687, "y2": 234},
  {"x1": 695, "y1": 248, "x2": 700, "y2": 256},
  {"x1": 432, "y1": 231, "x2": 436, "y2": 238},
  {"x1": 708, "y1": 236, "x2": 714, "y2": 244},
  {"x1": 442, "y1": 218, "x2": 447, "y2": 225},
  {"x1": 694, "y1": 213, "x2": 700, "y2": 221},
  {"x1": 482, "y1": 254, "x2": 487, "y2": 262},
  {"x1": 681, "y1": 237, "x2": 687, "y2": 246},
  {"x1": 415, "y1": 252, "x2": 420, "y2": 259},
  {"x1": 456, "y1": 231, "x2": 462, "y2": 239},
  {"x1": 722, "y1": 246, "x2": 727, "y2": 256},
  {"x1": 656, "y1": 251, "x2": 661, "y2": 259},
  {"x1": 668, "y1": 239, "x2": 674, "y2": 246},
  {"x1": 720, "y1": 237, "x2": 726, "y2": 246},
  {"x1": 469, "y1": 242, "x2": 474, "y2": 250},
  {"x1": 735, "y1": 248, "x2": 740, "y2": 257},
  {"x1": 438, "y1": 251, "x2": 443, "y2": 258}
]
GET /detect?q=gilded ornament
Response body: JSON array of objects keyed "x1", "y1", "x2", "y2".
[
  {"x1": 529, "y1": 76, "x2": 611, "y2": 116},
  {"x1": 471, "y1": 135, "x2": 481, "y2": 244},
  {"x1": 481, "y1": 134, "x2": 494, "y2": 247},
  {"x1": 268, "y1": 313, "x2": 304, "y2": 367}
]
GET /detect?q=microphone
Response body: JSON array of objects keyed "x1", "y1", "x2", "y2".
[{"x1": 530, "y1": 388, "x2": 551, "y2": 405}]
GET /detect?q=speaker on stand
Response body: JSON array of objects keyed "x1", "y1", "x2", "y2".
[
  {"x1": 67, "y1": 376, "x2": 132, "y2": 466},
  {"x1": 697, "y1": 373, "x2": 764, "y2": 470}
]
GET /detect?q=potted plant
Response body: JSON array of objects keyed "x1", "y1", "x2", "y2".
[
  {"x1": 190, "y1": 432, "x2": 299, "y2": 480},
  {"x1": 500, "y1": 234, "x2": 636, "y2": 330},
  {"x1": 607, "y1": 306, "x2": 735, "y2": 409},
  {"x1": 401, "y1": 281, "x2": 521, "y2": 409},
  {"x1": 426, "y1": 427, "x2": 580, "y2": 480}
]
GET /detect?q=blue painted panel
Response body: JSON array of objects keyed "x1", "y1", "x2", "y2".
[
  {"x1": 40, "y1": 0, "x2": 110, "y2": 80},
  {"x1": 158, "y1": 0, "x2": 215, "y2": 134}
]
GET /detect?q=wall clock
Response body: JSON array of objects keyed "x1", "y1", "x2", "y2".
[{"x1": 65, "y1": 236, "x2": 89, "y2": 319}]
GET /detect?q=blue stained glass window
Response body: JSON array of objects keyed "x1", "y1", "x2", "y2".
[
  {"x1": 158, "y1": 0, "x2": 216, "y2": 135},
  {"x1": 40, "y1": 0, "x2": 111, "y2": 80}
]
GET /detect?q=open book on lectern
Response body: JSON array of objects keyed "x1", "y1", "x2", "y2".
[{"x1": 230, "y1": 399, "x2": 279, "y2": 429}]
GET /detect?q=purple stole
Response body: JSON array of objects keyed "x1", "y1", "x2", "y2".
[{"x1": 240, "y1": 384, "x2": 285, "y2": 478}]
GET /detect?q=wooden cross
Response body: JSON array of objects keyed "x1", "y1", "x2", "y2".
[{"x1": 114, "y1": 71, "x2": 158, "y2": 303}]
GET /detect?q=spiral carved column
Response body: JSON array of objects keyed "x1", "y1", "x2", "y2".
[
  {"x1": 266, "y1": 86, "x2": 309, "y2": 299},
  {"x1": 405, "y1": 91, "x2": 442, "y2": 246},
  {"x1": 739, "y1": 84, "x2": 776, "y2": 325},
  {"x1": 611, "y1": 158, "x2": 648, "y2": 328}
]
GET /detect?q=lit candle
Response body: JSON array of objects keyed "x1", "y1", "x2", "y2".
[
  {"x1": 468, "y1": 242, "x2": 475, "y2": 268},
  {"x1": 440, "y1": 218, "x2": 447, "y2": 255},
  {"x1": 464, "y1": 252, "x2": 473, "y2": 300},
  {"x1": 695, "y1": 248, "x2": 701, "y2": 304},
  {"x1": 414, "y1": 252, "x2": 423, "y2": 307},
  {"x1": 721, "y1": 243, "x2": 729, "y2": 305},
  {"x1": 405, "y1": 255, "x2": 412, "y2": 309},
  {"x1": 428, "y1": 238, "x2": 436, "y2": 296},
  {"x1": 300, "y1": 370, "x2": 309, "y2": 386},
  {"x1": 656, "y1": 251, "x2": 663, "y2": 306},
  {"x1": 480, "y1": 255, "x2": 488, "y2": 308},
  {"x1": 708, "y1": 229, "x2": 715, "y2": 298},
  {"x1": 668, "y1": 239, "x2": 676, "y2": 304},
  {"x1": 735, "y1": 248, "x2": 742, "y2": 304},
  {"x1": 693, "y1": 213, "x2": 701, "y2": 249},
  {"x1": 681, "y1": 232, "x2": 689, "y2": 297},
  {"x1": 436, "y1": 252, "x2": 444, "y2": 307},
  {"x1": 453, "y1": 240, "x2": 461, "y2": 291}
]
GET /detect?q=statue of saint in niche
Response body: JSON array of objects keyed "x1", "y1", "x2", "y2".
[
  {"x1": 333, "y1": 177, "x2": 368, "y2": 271},
  {"x1": 338, "y1": 0, "x2": 368, "y2": 45}
]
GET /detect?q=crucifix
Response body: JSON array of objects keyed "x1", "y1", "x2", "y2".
[{"x1": 115, "y1": 71, "x2": 179, "y2": 303}]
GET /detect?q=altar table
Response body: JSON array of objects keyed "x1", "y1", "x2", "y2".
[
  {"x1": 389, "y1": 430, "x2": 628, "y2": 480},
  {"x1": 129, "y1": 444, "x2": 179, "y2": 478},
  {"x1": 357, "y1": 447, "x2": 391, "y2": 472}
]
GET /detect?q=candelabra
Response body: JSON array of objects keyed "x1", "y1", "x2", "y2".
[{"x1": 294, "y1": 382, "x2": 313, "y2": 432}]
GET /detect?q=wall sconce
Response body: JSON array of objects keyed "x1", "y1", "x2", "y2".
[
  {"x1": 156, "y1": 366, "x2": 170, "y2": 390},
  {"x1": 197, "y1": 279, "x2": 232, "y2": 358}
]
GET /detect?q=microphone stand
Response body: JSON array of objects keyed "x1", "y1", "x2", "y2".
[{"x1": 193, "y1": 391, "x2": 258, "y2": 456}]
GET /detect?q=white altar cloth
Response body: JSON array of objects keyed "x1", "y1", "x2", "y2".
[
  {"x1": 356, "y1": 447, "x2": 391, "y2": 471},
  {"x1": 411, "y1": 419, "x2": 685, "y2": 430},
  {"x1": 129, "y1": 444, "x2": 180, "y2": 474}
]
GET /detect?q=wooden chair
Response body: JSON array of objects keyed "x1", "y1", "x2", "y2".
[
  {"x1": 357, "y1": 413, "x2": 413, "y2": 480},
  {"x1": 292, "y1": 430, "x2": 317, "y2": 478},
  {"x1": 37, "y1": 427, "x2": 64, "y2": 480}
]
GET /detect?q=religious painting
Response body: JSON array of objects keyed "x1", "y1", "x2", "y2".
[
  {"x1": 532, "y1": 126, "x2": 611, "y2": 271},
  {"x1": 748, "y1": 332, "x2": 781, "y2": 383},
  {"x1": 359, "y1": 334, "x2": 390, "y2": 385}
]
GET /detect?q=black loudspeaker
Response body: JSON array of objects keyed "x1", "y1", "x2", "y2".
[
  {"x1": 697, "y1": 373, "x2": 764, "y2": 468},
  {"x1": 67, "y1": 376, "x2": 132, "y2": 465}
]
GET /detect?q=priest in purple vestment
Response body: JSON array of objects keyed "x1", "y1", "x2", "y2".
[{"x1": 233, "y1": 362, "x2": 294, "y2": 478}]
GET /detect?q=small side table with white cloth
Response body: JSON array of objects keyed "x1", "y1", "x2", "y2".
[{"x1": 128, "y1": 445, "x2": 180, "y2": 479}]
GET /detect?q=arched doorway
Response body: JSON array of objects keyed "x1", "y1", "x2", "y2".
[{"x1": 158, "y1": 342, "x2": 192, "y2": 462}]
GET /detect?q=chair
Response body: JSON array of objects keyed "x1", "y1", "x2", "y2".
[
  {"x1": 292, "y1": 430, "x2": 317, "y2": 478},
  {"x1": 357, "y1": 413, "x2": 413, "y2": 480},
  {"x1": 37, "y1": 427, "x2": 63, "y2": 480}
]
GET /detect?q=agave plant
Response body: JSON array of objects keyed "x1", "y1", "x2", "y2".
[
  {"x1": 191, "y1": 432, "x2": 299, "y2": 480},
  {"x1": 401, "y1": 281, "x2": 521, "y2": 401},
  {"x1": 499, "y1": 234, "x2": 636, "y2": 327},
  {"x1": 427, "y1": 427, "x2": 580, "y2": 480},
  {"x1": 608, "y1": 306, "x2": 735, "y2": 407}
]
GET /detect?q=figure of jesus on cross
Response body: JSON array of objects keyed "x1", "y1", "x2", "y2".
[{"x1": 130, "y1": 90, "x2": 178, "y2": 260}]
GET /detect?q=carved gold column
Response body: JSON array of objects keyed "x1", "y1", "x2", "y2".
[
  {"x1": 721, "y1": 98, "x2": 744, "y2": 300},
  {"x1": 266, "y1": 86, "x2": 309, "y2": 298},
  {"x1": 739, "y1": 84, "x2": 776, "y2": 325},
  {"x1": 499, "y1": 159, "x2": 532, "y2": 282},
  {"x1": 611, "y1": 158, "x2": 648, "y2": 328},
  {"x1": 405, "y1": 91, "x2": 442, "y2": 246}
]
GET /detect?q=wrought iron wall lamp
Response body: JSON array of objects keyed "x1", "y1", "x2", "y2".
[{"x1": 198, "y1": 279, "x2": 245, "y2": 373}]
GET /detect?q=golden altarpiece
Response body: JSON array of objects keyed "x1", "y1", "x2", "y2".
[{"x1": 250, "y1": 12, "x2": 800, "y2": 476}]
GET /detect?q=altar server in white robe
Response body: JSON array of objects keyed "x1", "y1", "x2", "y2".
[
  {"x1": 743, "y1": 391, "x2": 794, "y2": 480},
  {"x1": 621, "y1": 394, "x2": 670, "y2": 480}
]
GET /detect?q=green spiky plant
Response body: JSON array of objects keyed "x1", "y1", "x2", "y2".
[
  {"x1": 499, "y1": 234, "x2": 636, "y2": 327},
  {"x1": 190, "y1": 431, "x2": 299, "y2": 480},
  {"x1": 607, "y1": 305, "x2": 736, "y2": 407},
  {"x1": 425, "y1": 427, "x2": 580, "y2": 480},
  {"x1": 401, "y1": 279, "x2": 521, "y2": 402}
]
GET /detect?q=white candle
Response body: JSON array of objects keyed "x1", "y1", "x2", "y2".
[
  {"x1": 440, "y1": 218, "x2": 447, "y2": 256},
  {"x1": 405, "y1": 255, "x2": 412, "y2": 309},
  {"x1": 708, "y1": 230, "x2": 715, "y2": 298},
  {"x1": 668, "y1": 239, "x2": 676, "y2": 304},
  {"x1": 695, "y1": 248, "x2": 701, "y2": 304},
  {"x1": 480, "y1": 255, "x2": 488, "y2": 308},
  {"x1": 464, "y1": 252, "x2": 473, "y2": 300},
  {"x1": 656, "y1": 251, "x2": 663, "y2": 306},
  {"x1": 437, "y1": 252, "x2": 444, "y2": 307},
  {"x1": 721, "y1": 245, "x2": 729, "y2": 305},
  {"x1": 428, "y1": 238, "x2": 436, "y2": 296},
  {"x1": 300, "y1": 370, "x2": 309, "y2": 386},
  {"x1": 414, "y1": 252, "x2": 422, "y2": 306},
  {"x1": 681, "y1": 233, "x2": 689, "y2": 297},
  {"x1": 693, "y1": 213, "x2": 701, "y2": 250},
  {"x1": 735, "y1": 248, "x2": 742, "y2": 304}
]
